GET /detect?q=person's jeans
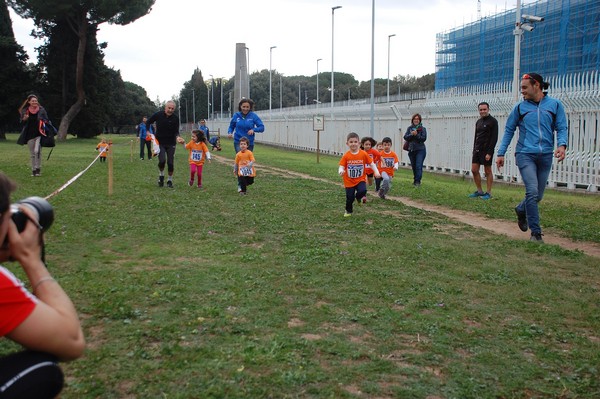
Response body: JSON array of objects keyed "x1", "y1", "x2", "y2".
[
  {"x1": 140, "y1": 140, "x2": 151, "y2": 159},
  {"x1": 345, "y1": 181, "x2": 367, "y2": 213},
  {"x1": 408, "y1": 148, "x2": 426, "y2": 184},
  {"x1": 515, "y1": 152, "x2": 554, "y2": 235}
]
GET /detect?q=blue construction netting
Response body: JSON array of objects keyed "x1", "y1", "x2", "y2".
[{"x1": 435, "y1": 0, "x2": 600, "y2": 91}]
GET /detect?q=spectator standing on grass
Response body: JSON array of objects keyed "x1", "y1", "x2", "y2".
[
  {"x1": 137, "y1": 116, "x2": 154, "y2": 160},
  {"x1": 228, "y1": 99, "x2": 264, "y2": 153},
  {"x1": 496, "y1": 73, "x2": 568, "y2": 243},
  {"x1": 403, "y1": 113, "x2": 427, "y2": 187},
  {"x1": 376, "y1": 137, "x2": 399, "y2": 200},
  {"x1": 468, "y1": 102, "x2": 499, "y2": 200},
  {"x1": 17, "y1": 95, "x2": 49, "y2": 177},
  {"x1": 147, "y1": 101, "x2": 184, "y2": 188},
  {"x1": 181, "y1": 130, "x2": 211, "y2": 188},
  {"x1": 0, "y1": 173, "x2": 85, "y2": 398},
  {"x1": 234, "y1": 137, "x2": 256, "y2": 195},
  {"x1": 339, "y1": 132, "x2": 380, "y2": 217}
]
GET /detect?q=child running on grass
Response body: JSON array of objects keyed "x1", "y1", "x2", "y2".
[
  {"x1": 377, "y1": 136, "x2": 399, "y2": 199},
  {"x1": 339, "y1": 132, "x2": 380, "y2": 217},
  {"x1": 181, "y1": 130, "x2": 211, "y2": 188},
  {"x1": 361, "y1": 136, "x2": 381, "y2": 202},
  {"x1": 375, "y1": 141, "x2": 385, "y2": 191},
  {"x1": 234, "y1": 137, "x2": 256, "y2": 195},
  {"x1": 96, "y1": 138, "x2": 109, "y2": 163}
]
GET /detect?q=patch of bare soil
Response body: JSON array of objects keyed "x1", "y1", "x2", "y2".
[{"x1": 212, "y1": 155, "x2": 600, "y2": 258}]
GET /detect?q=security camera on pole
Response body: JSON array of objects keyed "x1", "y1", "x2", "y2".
[{"x1": 512, "y1": 0, "x2": 544, "y2": 101}]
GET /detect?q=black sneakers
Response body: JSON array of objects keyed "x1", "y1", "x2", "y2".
[
  {"x1": 158, "y1": 176, "x2": 164, "y2": 187},
  {"x1": 166, "y1": 180, "x2": 173, "y2": 188},
  {"x1": 515, "y1": 207, "x2": 528, "y2": 232},
  {"x1": 530, "y1": 233, "x2": 544, "y2": 242}
]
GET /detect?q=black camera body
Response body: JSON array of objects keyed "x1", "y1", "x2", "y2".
[{"x1": 10, "y1": 196, "x2": 54, "y2": 233}]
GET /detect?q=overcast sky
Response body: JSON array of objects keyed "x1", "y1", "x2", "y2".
[{"x1": 9, "y1": 0, "x2": 519, "y2": 102}]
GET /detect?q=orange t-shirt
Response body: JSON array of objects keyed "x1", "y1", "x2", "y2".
[
  {"x1": 377, "y1": 150, "x2": 399, "y2": 177},
  {"x1": 96, "y1": 143, "x2": 109, "y2": 158},
  {"x1": 235, "y1": 149, "x2": 256, "y2": 177},
  {"x1": 339, "y1": 149, "x2": 372, "y2": 188},
  {"x1": 185, "y1": 141, "x2": 210, "y2": 165},
  {"x1": 365, "y1": 148, "x2": 381, "y2": 174}
]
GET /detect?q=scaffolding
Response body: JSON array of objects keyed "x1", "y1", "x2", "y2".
[{"x1": 435, "y1": 0, "x2": 600, "y2": 91}]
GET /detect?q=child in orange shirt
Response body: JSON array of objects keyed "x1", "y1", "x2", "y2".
[
  {"x1": 339, "y1": 132, "x2": 380, "y2": 217},
  {"x1": 361, "y1": 136, "x2": 381, "y2": 202},
  {"x1": 375, "y1": 141, "x2": 385, "y2": 191},
  {"x1": 96, "y1": 138, "x2": 109, "y2": 163},
  {"x1": 180, "y1": 130, "x2": 211, "y2": 188},
  {"x1": 234, "y1": 137, "x2": 256, "y2": 195},
  {"x1": 377, "y1": 136, "x2": 399, "y2": 199}
]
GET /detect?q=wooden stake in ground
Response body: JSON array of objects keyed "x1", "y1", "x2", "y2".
[{"x1": 108, "y1": 140, "x2": 113, "y2": 195}]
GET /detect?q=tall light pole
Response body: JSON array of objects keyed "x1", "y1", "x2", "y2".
[
  {"x1": 245, "y1": 47, "x2": 250, "y2": 98},
  {"x1": 387, "y1": 34, "x2": 396, "y2": 103},
  {"x1": 220, "y1": 78, "x2": 224, "y2": 120},
  {"x1": 316, "y1": 58, "x2": 322, "y2": 108},
  {"x1": 279, "y1": 74, "x2": 283, "y2": 109},
  {"x1": 331, "y1": 5, "x2": 342, "y2": 109},
  {"x1": 192, "y1": 88, "x2": 196, "y2": 125},
  {"x1": 206, "y1": 82, "x2": 209, "y2": 120},
  {"x1": 269, "y1": 45, "x2": 277, "y2": 118},
  {"x1": 210, "y1": 74, "x2": 214, "y2": 121},
  {"x1": 369, "y1": 0, "x2": 375, "y2": 137}
]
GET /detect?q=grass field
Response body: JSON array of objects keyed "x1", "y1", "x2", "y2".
[{"x1": 1, "y1": 134, "x2": 599, "y2": 398}]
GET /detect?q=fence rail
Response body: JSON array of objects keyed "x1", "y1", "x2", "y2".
[{"x1": 206, "y1": 72, "x2": 600, "y2": 192}]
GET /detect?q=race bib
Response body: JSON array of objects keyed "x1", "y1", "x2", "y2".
[
  {"x1": 191, "y1": 149, "x2": 203, "y2": 162},
  {"x1": 347, "y1": 164, "x2": 365, "y2": 179},
  {"x1": 240, "y1": 166, "x2": 253, "y2": 176}
]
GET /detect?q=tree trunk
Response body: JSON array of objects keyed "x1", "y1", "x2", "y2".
[{"x1": 57, "y1": 12, "x2": 88, "y2": 141}]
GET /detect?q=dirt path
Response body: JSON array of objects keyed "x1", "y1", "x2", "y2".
[{"x1": 214, "y1": 155, "x2": 600, "y2": 259}]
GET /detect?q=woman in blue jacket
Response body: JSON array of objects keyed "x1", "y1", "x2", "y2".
[{"x1": 227, "y1": 99, "x2": 264, "y2": 153}]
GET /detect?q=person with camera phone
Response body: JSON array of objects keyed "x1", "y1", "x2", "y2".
[{"x1": 0, "y1": 173, "x2": 85, "y2": 398}]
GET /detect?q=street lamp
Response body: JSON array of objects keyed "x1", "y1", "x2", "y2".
[
  {"x1": 331, "y1": 5, "x2": 342, "y2": 109},
  {"x1": 245, "y1": 47, "x2": 250, "y2": 98},
  {"x1": 279, "y1": 74, "x2": 283, "y2": 110},
  {"x1": 387, "y1": 34, "x2": 396, "y2": 103},
  {"x1": 220, "y1": 78, "x2": 224, "y2": 120},
  {"x1": 512, "y1": 0, "x2": 544, "y2": 101},
  {"x1": 316, "y1": 58, "x2": 322, "y2": 108},
  {"x1": 210, "y1": 74, "x2": 214, "y2": 121},
  {"x1": 192, "y1": 88, "x2": 196, "y2": 125},
  {"x1": 270, "y1": 45, "x2": 277, "y2": 118}
]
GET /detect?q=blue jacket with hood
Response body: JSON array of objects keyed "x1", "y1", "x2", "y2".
[
  {"x1": 498, "y1": 95, "x2": 568, "y2": 157},
  {"x1": 228, "y1": 111, "x2": 265, "y2": 147}
]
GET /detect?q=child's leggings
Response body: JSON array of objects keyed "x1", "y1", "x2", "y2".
[{"x1": 190, "y1": 164, "x2": 204, "y2": 186}]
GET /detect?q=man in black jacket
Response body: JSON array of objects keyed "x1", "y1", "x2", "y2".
[
  {"x1": 147, "y1": 101, "x2": 183, "y2": 188},
  {"x1": 468, "y1": 102, "x2": 498, "y2": 200}
]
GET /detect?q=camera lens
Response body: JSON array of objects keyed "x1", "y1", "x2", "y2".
[{"x1": 10, "y1": 196, "x2": 54, "y2": 233}]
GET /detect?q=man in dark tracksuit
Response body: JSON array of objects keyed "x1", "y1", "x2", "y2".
[
  {"x1": 147, "y1": 101, "x2": 182, "y2": 188},
  {"x1": 468, "y1": 102, "x2": 498, "y2": 200}
]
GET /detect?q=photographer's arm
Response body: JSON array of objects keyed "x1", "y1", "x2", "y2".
[{"x1": 5, "y1": 214, "x2": 85, "y2": 361}]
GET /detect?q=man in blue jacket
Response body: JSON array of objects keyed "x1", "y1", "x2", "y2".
[{"x1": 496, "y1": 73, "x2": 568, "y2": 243}]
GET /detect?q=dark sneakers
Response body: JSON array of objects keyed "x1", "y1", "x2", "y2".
[
  {"x1": 515, "y1": 207, "x2": 528, "y2": 232},
  {"x1": 158, "y1": 176, "x2": 164, "y2": 187},
  {"x1": 166, "y1": 180, "x2": 173, "y2": 188},
  {"x1": 530, "y1": 233, "x2": 544, "y2": 242}
]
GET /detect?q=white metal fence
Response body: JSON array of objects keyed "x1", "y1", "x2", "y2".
[{"x1": 208, "y1": 72, "x2": 600, "y2": 192}]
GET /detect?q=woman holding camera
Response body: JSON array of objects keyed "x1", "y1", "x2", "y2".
[
  {"x1": 17, "y1": 94, "x2": 49, "y2": 177},
  {"x1": 403, "y1": 113, "x2": 428, "y2": 187},
  {"x1": 0, "y1": 173, "x2": 85, "y2": 398}
]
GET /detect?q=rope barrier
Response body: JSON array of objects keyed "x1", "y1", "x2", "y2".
[{"x1": 44, "y1": 149, "x2": 107, "y2": 201}]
